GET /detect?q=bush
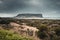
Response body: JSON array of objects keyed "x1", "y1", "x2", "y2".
[
  {"x1": 54, "y1": 27, "x2": 60, "y2": 36},
  {"x1": 0, "y1": 30, "x2": 32, "y2": 40},
  {"x1": 37, "y1": 24, "x2": 48, "y2": 39}
]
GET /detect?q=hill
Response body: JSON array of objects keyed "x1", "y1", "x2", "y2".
[{"x1": 15, "y1": 13, "x2": 43, "y2": 19}]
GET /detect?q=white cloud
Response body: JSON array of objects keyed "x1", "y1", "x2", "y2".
[
  {"x1": 0, "y1": 1, "x2": 3, "y2": 4},
  {"x1": 42, "y1": 11, "x2": 60, "y2": 17},
  {"x1": 0, "y1": 13, "x2": 16, "y2": 17},
  {"x1": 29, "y1": 0, "x2": 39, "y2": 5}
]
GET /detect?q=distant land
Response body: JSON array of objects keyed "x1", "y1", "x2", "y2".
[
  {"x1": 14, "y1": 13, "x2": 43, "y2": 19},
  {"x1": 14, "y1": 13, "x2": 60, "y2": 19},
  {"x1": 0, "y1": 13, "x2": 60, "y2": 19}
]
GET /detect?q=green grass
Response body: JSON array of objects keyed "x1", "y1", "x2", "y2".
[{"x1": 0, "y1": 30, "x2": 32, "y2": 40}]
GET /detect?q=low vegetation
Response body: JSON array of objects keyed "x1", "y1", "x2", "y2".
[
  {"x1": 0, "y1": 18, "x2": 60, "y2": 40},
  {"x1": 0, "y1": 30, "x2": 32, "y2": 40}
]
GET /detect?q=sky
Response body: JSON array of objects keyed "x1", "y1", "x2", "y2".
[{"x1": 0, "y1": 0, "x2": 60, "y2": 17}]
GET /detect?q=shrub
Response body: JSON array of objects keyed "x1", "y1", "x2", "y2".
[
  {"x1": 54, "y1": 27, "x2": 60, "y2": 36},
  {"x1": 37, "y1": 24, "x2": 48, "y2": 39},
  {"x1": 0, "y1": 30, "x2": 32, "y2": 40}
]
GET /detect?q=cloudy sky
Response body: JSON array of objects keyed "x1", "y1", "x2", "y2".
[{"x1": 0, "y1": 0, "x2": 60, "y2": 17}]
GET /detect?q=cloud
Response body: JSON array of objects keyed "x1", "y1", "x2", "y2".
[
  {"x1": 0, "y1": 13, "x2": 16, "y2": 17},
  {"x1": 0, "y1": 1, "x2": 3, "y2": 4},
  {"x1": 42, "y1": 10, "x2": 60, "y2": 17},
  {"x1": 0, "y1": 0, "x2": 28, "y2": 13},
  {"x1": 0, "y1": 0, "x2": 60, "y2": 17}
]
